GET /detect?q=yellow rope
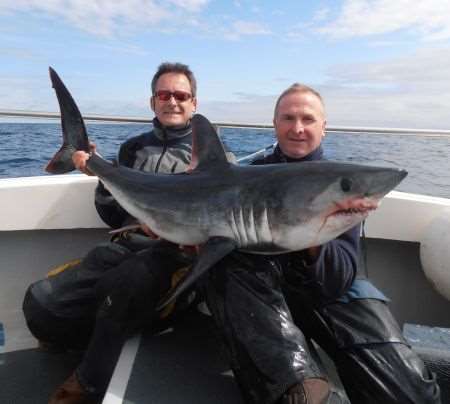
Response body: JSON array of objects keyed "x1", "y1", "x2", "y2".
[{"x1": 46, "y1": 259, "x2": 82, "y2": 277}]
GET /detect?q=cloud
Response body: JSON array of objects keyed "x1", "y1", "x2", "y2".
[
  {"x1": 0, "y1": 47, "x2": 40, "y2": 60},
  {"x1": 200, "y1": 94, "x2": 276, "y2": 125},
  {"x1": 0, "y1": 0, "x2": 209, "y2": 36},
  {"x1": 0, "y1": 75, "x2": 56, "y2": 112},
  {"x1": 94, "y1": 42, "x2": 151, "y2": 57},
  {"x1": 312, "y1": 6, "x2": 330, "y2": 22},
  {"x1": 200, "y1": 47, "x2": 450, "y2": 129},
  {"x1": 326, "y1": 47, "x2": 450, "y2": 90},
  {"x1": 317, "y1": 0, "x2": 450, "y2": 41},
  {"x1": 222, "y1": 20, "x2": 272, "y2": 40},
  {"x1": 317, "y1": 47, "x2": 450, "y2": 128},
  {"x1": 167, "y1": 0, "x2": 208, "y2": 12}
]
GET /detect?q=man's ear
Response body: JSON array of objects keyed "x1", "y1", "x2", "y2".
[
  {"x1": 150, "y1": 96, "x2": 155, "y2": 112},
  {"x1": 322, "y1": 120, "x2": 327, "y2": 137},
  {"x1": 192, "y1": 97, "x2": 197, "y2": 113}
]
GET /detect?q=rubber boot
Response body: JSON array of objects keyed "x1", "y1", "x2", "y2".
[{"x1": 48, "y1": 372, "x2": 101, "y2": 404}]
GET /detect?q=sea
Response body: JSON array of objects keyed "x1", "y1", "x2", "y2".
[{"x1": 1, "y1": 122, "x2": 449, "y2": 199}]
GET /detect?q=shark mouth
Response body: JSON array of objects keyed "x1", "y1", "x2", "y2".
[{"x1": 331, "y1": 197, "x2": 379, "y2": 218}]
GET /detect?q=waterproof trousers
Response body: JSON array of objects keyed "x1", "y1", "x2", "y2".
[
  {"x1": 204, "y1": 255, "x2": 441, "y2": 404},
  {"x1": 23, "y1": 239, "x2": 194, "y2": 395}
]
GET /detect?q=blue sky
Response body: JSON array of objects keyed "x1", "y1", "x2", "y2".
[{"x1": 2, "y1": 0, "x2": 450, "y2": 128}]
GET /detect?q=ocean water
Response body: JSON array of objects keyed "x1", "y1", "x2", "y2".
[{"x1": 0, "y1": 122, "x2": 449, "y2": 199}]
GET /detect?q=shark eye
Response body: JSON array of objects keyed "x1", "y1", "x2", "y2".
[{"x1": 340, "y1": 178, "x2": 353, "y2": 192}]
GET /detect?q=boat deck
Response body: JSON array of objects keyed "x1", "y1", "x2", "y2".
[
  {"x1": 124, "y1": 311, "x2": 243, "y2": 403},
  {"x1": 2, "y1": 228, "x2": 450, "y2": 403},
  {"x1": 1, "y1": 310, "x2": 244, "y2": 403}
]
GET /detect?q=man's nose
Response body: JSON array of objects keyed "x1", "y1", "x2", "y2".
[
  {"x1": 292, "y1": 120, "x2": 304, "y2": 134},
  {"x1": 167, "y1": 95, "x2": 177, "y2": 105}
]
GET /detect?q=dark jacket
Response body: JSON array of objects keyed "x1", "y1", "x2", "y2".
[
  {"x1": 94, "y1": 118, "x2": 193, "y2": 228},
  {"x1": 250, "y1": 144, "x2": 359, "y2": 301}
]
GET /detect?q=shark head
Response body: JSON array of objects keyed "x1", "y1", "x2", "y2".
[{"x1": 268, "y1": 161, "x2": 407, "y2": 251}]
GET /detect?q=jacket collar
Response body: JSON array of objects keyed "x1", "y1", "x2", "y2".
[
  {"x1": 273, "y1": 144, "x2": 324, "y2": 162},
  {"x1": 152, "y1": 117, "x2": 192, "y2": 141}
]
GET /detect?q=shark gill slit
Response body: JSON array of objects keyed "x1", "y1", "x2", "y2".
[
  {"x1": 246, "y1": 204, "x2": 258, "y2": 246},
  {"x1": 230, "y1": 205, "x2": 243, "y2": 247},
  {"x1": 235, "y1": 205, "x2": 249, "y2": 246},
  {"x1": 238, "y1": 205, "x2": 248, "y2": 246},
  {"x1": 260, "y1": 202, "x2": 273, "y2": 245}
]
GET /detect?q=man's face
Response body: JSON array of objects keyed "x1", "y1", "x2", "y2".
[
  {"x1": 273, "y1": 91, "x2": 326, "y2": 159},
  {"x1": 151, "y1": 72, "x2": 197, "y2": 127}
]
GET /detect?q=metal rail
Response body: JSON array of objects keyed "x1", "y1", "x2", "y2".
[
  {"x1": 0, "y1": 109, "x2": 152, "y2": 124},
  {"x1": 2, "y1": 109, "x2": 450, "y2": 137}
]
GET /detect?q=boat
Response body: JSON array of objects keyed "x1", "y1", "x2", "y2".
[{"x1": 1, "y1": 111, "x2": 450, "y2": 403}]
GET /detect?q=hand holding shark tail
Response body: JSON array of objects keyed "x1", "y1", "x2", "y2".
[{"x1": 46, "y1": 67, "x2": 90, "y2": 174}]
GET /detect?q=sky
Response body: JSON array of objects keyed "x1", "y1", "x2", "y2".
[{"x1": 2, "y1": 0, "x2": 450, "y2": 128}]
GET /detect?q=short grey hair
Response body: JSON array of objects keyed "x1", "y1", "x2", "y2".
[
  {"x1": 274, "y1": 83, "x2": 324, "y2": 118},
  {"x1": 151, "y1": 62, "x2": 197, "y2": 97}
]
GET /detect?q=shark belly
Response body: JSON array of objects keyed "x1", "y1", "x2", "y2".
[{"x1": 103, "y1": 179, "x2": 235, "y2": 245}]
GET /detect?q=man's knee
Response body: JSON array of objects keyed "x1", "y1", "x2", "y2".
[
  {"x1": 392, "y1": 343, "x2": 441, "y2": 403},
  {"x1": 82, "y1": 242, "x2": 132, "y2": 272},
  {"x1": 318, "y1": 298, "x2": 441, "y2": 402},
  {"x1": 23, "y1": 283, "x2": 94, "y2": 349},
  {"x1": 95, "y1": 251, "x2": 177, "y2": 332},
  {"x1": 340, "y1": 342, "x2": 441, "y2": 403}
]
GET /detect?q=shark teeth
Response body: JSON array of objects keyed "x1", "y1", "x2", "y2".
[
  {"x1": 336, "y1": 207, "x2": 374, "y2": 215},
  {"x1": 333, "y1": 197, "x2": 379, "y2": 216}
]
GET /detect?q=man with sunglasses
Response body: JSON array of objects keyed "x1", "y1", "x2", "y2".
[
  {"x1": 23, "y1": 62, "x2": 230, "y2": 404},
  {"x1": 93, "y1": 62, "x2": 199, "y2": 228}
]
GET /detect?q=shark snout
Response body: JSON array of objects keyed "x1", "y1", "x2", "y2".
[
  {"x1": 373, "y1": 167, "x2": 408, "y2": 197},
  {"x1": 392, "y1": 168, "x2": 408, "y2": 185}
]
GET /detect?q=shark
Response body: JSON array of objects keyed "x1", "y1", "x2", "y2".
[{"x1": 46, "y1": 67, "x2": 407, "y2": 308}]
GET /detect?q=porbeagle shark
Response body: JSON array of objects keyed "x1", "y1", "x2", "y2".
[{"x1": 46, "y1": 67, "x2": 407, "y2": 309}]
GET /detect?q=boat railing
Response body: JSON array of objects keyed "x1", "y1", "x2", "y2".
[{"x1": 2, "y1": 109, "x2": 450, "y2": 137}]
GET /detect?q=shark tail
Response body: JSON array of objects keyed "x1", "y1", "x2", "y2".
[
  {"x1": 45, "y1": 143, "x2": 79, "y2": 174},
  {"x1": 46, "y1": 67, "x2": 90, "y2": 174}
]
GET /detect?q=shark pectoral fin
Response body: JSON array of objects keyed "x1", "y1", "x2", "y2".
[{"x1": 156, "y1": 236, "x2": 236, "y2": 311}]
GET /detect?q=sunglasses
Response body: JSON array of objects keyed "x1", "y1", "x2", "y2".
[{"x1": 154, "y1": 90, "x2": 192, "y2": 102}]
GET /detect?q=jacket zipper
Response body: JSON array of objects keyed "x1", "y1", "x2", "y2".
[{"x1": 154, "y1": 130, "x2": 168, "y2": 174}]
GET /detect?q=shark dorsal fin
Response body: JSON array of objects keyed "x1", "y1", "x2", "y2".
[{"x1": 189, "y1": 114, "x2": 230, "y2": 172}]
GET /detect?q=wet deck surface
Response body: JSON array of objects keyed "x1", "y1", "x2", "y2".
[
  {"x1": 0, "y1": 311, "x2": 244, "y2": 404},
  {"x1": 0, "y1": 348, "x2": 82, "y2": 403}
]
